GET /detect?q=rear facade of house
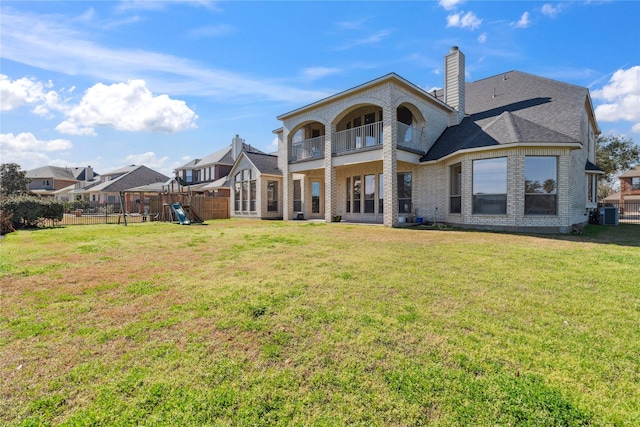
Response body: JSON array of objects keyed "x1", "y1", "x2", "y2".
[{"x1": 274, "y1": 47, "x2": 601, "y2": 233}]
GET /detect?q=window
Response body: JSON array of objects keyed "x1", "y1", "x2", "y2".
[
  {"x1": 364, "y1": 175, "x2": 375, "y2": 213},
  {"x1": 353, "y1": 176, "x2": 361, "y2": 213},
  {"x1": 312, "y1": 181, "x2": 321, "y2": 214},
  {"x1": 267, "y1": 181, "x2": 278, "y2": 212},
  {"x1": 473, "y1": 158, "x2": 507, "y2": 215},
  {"x1": 250, "y1": 180, "x2": 256, "y2": 212},
  {"x1": 398, "y1": 173, "x2": 412, "y2": 214},
  {"x1": 450, "y1": 163, "x2": 462, "y2": 214},
  {"x1": 235, "y1": 169, "x2": 256, "y2": 213},
  {"x1": 587, "y1": 175, "x2": 597, "y2": 204},
  {"x1": 346, "y1": 177, "x2": 351, "y2": 213},
  {"x1": 525, "y1": 156, "x2": 557, "y2": 215},
  {"x1": 186, "y1": 170, "x2": 193, "y2": 183},
  {"x1": 293, "y1": 180, "x2": 302, "y2": 212},
  {"x1": 234, "y1": 182, "x2": 241, "y2": 211},
  {"x1": 378, "y1": 173, "x2": 384, "y2": 214},
  {"x1": 632, "y1": 177, "x2": 640, "y2": 190}
]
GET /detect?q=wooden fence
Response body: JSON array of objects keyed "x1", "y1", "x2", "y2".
[{"x1": 149, "y1": 195, "x2": 229, "y2": 221}]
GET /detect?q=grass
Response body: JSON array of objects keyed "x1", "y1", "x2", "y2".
[{"x1": 1, "y1": 220, "x2": 639, "y2": 426}]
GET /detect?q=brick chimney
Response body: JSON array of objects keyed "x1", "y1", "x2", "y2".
[
  {"x1": 444, "y1": 46, "x2": 465, "y2": 125},
  {"x1": 231, "y1": 134, "x2": 244, "y2": 161}
]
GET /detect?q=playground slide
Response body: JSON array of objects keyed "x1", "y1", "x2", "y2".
[{"x1": 171, "y1": 203, "x2": 191, "y2": 225}]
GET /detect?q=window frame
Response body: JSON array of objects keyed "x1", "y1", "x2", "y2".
[
  {"x1": 524, "y1": 156, "x2": 557, "y2": 216},
  {"x1": 472, "y1": 158, "x2": 507, "y2": 215}
]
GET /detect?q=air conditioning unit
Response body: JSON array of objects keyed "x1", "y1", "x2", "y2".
[{"x1": 599, "y1": 207, "x2": 619, "y2": 225}]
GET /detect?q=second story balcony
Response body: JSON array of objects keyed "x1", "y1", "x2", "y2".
[{"x1": 289, "y1": 121, "x2": 427, "y2": 163}]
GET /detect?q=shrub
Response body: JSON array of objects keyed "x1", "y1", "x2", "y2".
[
  {"x1": 0, "y1": 196, "x2": 65, "y2": 229},
  {"x1": 0, "y1": 209, "x2": 15, "y2": 235}
]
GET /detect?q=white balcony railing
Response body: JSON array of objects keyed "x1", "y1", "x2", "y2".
[
  {"x1": 291, "y1": 121, "x2": 426, "y2": 161},
  {"x1": 289, "y1": 135, "x2": 325, "y2": 162},
  {"x1": 333, "y1": 121, "x2": 384, "y2": 155}
]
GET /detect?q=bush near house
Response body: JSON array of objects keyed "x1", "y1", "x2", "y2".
[{"x1": 0, "y1": 196, "x2": 64, "y2": 231}]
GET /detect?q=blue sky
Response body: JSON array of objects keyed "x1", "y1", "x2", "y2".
[{"x1": 1, "y1": 0, "x2": 639, "y2": 176}]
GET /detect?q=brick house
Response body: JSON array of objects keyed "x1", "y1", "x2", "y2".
[{"x1": 273, "y1": 46, "x2": 602, "y2": 233}]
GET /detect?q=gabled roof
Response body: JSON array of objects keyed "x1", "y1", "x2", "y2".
[
  {"x1": 201, "y1": 176, "x2": 229, "y2": 190},
  {"x1": 244, "y1": 152, "x2": 282, "y2": 176},
  {"x1": 176, "y1": 143, "x2": 265, "y2": 171},
  {"x1": 620, "y1": 165, "x2": 640, "y2": 178},
  {"x1": 86, "y1": 165, "x2": 170, "y2": 193},
  {"x1": 26, "y1": 166, "x2": 78, "y2": 181},
  {"x1": 277, "y1": 72, "x2": 452, "y2": 120},
  {"x1": 422, "y1": 71, "x2": 588, "y2": 161}
]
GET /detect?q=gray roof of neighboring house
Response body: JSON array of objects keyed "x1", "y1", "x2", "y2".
[
  {"x1": 620, "y1": 165, "x2": 640, "y2": 178},
  {"x1": 176, "y1": 143, "x2": 265, "y2": 170},
  {"x1": 87, "y1": 165, "x2": 170, "y2": 193},
  {"x1": 243, "y1": 152, "x2": 282, "y2": 176},
  {"x1": 422, "y1": 71, "x2": 590, "y2": 161},
  {"x1": 26, "y1": 166, "x2": 78, "y2": 181}
]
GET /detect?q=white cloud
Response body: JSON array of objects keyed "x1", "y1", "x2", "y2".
[
  {"x1": 0, "y1": 132, "x2": 73, "y2": 169},
  {"x1": 1, "y1": 9, "x2": 330, "y2": 104},
  {"x1": 59, "y1": 80, "x2": 198, "y2": 134},
  {"x1": 541, "y1": 4, "x2": 560, "y2": 18},
  {"x1": 439, "y1": 0, "x2": 464, "y2": 11},
  {"x1": 188, "y1": 25, "x2": 236, "y2": 38},
  {"x1": 478, "y1": 32, "x2": 487, "y2": 43},
  {"x1": 124, "y1": 151, "x2": 171, "y2": 170},
  {"x1": 302, "y1": 67, "x2": 342, "y2": 81},
  {"x1": 446, "y1": 11, "x2": 482, "y2": 30},
  {"x1": 0, "y1": 75, "x2": 51, "y2": 111},
  {"x1": 512, "y1": 12, "x2": 531, "y2": 28},
  {"x1": 334, "y1": 30, "x2": 393, "y2": 51},
  {"x1": 593, "y1": 66, "x2": 640, "y2": 133}
]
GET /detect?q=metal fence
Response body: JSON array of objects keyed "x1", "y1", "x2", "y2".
[{"x1": 598, "y1": 201, "x2": 640, "y2": 224}]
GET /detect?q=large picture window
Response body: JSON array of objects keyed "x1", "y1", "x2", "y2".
[
  {"x1": 525, "y1": 156, "x2": 557, "y2": 215},
  {"x1": 398, "y1": 172, "x2": 412, "y2": 214},
  {"x1": 473, "y1": 158, "x2": 507, "y2": 215},
  {"x1": 450, "y1": 163, "x2": 462, "y2": 214},
  {"x1": 235, "y1": 169, "x2": 256, "y2": 213}
]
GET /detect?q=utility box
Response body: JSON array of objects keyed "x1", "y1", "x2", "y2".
[{"x1": 599, "y1": 207, "x2": 619, "y2": 225}]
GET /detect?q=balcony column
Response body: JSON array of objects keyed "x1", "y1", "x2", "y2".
[
  {"x1": 280, "y1": 127, "x2": 292, "y2": 221},
  {"x1": 382, "y1": 108, "x2": 398, "y2": 227},
  {"x1": 324, "y1": 123, "x2": 335, "y2": 223}
]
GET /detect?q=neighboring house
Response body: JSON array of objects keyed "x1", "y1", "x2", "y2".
[
  {"x1": 619, "y1": 165, "x2": 640, "y2": 211},
  {"x1": 603, "y1": 166, "x2": 640, "y2": 216},
  {"x1": 274, "y1": 46, "x2": 602, "y2": 233},
  {"x1": 174, "y1": 137, "x2": 265, "y2": 193},
  {"x1": 229, "y1": 135, "x2": 283, "y2": 219},
  {"x1": 25, "y1": 166, "x2": 96, "y2": 199},
  {"x1": 84, "y1": 165, "x2": 169, "y2": 205}
]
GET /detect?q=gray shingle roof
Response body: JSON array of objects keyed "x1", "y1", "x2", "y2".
[
  {"x1": 422, "y1": 71, "x2": 587, "y2": 161},
  {"x1": 87, "y1": 165, "x2": 170, "y2": 193},
  {"x1": 26, "y1": 166, "x2": 77, "y2": 181},
  {"x1": 244, "y1": 152, "x2": 282, "y2": 176}
]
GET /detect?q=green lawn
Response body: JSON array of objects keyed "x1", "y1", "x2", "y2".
[{"x1": 1, "y1": 220, "x2": 638, "y2": 426}]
